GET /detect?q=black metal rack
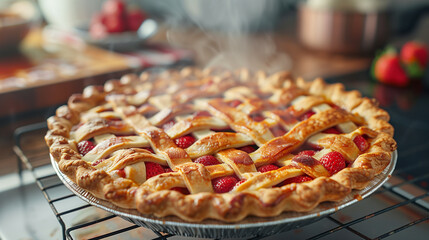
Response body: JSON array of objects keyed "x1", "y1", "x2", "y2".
[{"x1": 13, "y1": 122, "x2": 429, "y2": 240}]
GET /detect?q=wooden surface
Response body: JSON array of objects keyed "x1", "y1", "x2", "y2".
[{"x1": 0, "y1": 29, "x2": 134, "y2": 117}]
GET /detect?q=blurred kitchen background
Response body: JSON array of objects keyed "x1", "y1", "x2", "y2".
[{"x1": 1, "y1": 0, "x2": 429, "y2": 239}]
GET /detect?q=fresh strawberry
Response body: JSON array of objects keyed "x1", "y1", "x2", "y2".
[
  {"x1": 279, "y1": 175, "x2": 312, "y2": 186},
  {"x1": 126, "y1": 8, "x2": 146, "y2": 31},
  {"x1": 238, "y1": 145, "x2": 256, "y2": 153},
  {"x1": 319, "y1": 151, "x2": 346, "y2": 175},
  {"x1": 353, "y1": 135, "x2": 369, "y2": 152},
  {"x1": 77, "y1": 140, "x2": 95, "y2": 156},
  {"x1": 171, "y1": 187, "x2": 189, "y2": 195},
  {"x1": 400, "y1": 41, "x2": 428, "y2": 78},
  {"x1": 145, "y1": 162, "x2": 165, "y2": 179},
  {"x1": 257, "y1": 164, "x2": 279, "y2": 173},
  {"x1": 300, "y1": 111, "x2": 315, "y2": 120},
  {"x1": 103, "y1": 0, "x2": 126, "y2": 15},
  {"x1": 212, "y1": 176, "x2": 238, "y2": 193},
  {"x1": 104, "y1": 13, "x2": 126, "y2": 33},
  {"x1": 194, "y1": 155, "x2": 220, "y2": 166},
  {"x1": 90, "y1": 22, "x2": 108, "y2": 39},
  {"x1": 175, "y1": 135, "x2": 196, "y2": 148},
  {"x1": 372, "y1": 52, "x2": 409, "y2": 87},
  {"x1": 228, "y1": 100, "x2": 242, "y2": 107},
  {"x1": 162, "y1": 120, "x2": 175, "y2": 131},
  {"x1": 297, "y1": 150, "x2": 316, "y2": 157},
  {"x1": 323, "y1": 127, "x2": 341, "y2": 134},
  {"x1": 89, "y1": 13, "x2": 108, "y2": 39}
]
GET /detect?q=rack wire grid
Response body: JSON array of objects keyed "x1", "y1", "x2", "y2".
[{"x1": 13, "y1": 122, "x2": 429, "y2": 240}]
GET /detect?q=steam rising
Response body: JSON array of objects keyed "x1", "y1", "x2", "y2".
[{"x1": 165, "y1": 0, "x2": 292, "y2": 74}]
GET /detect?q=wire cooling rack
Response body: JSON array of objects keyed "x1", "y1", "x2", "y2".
[{"x1": 13, "y1": 122, "x2": 429, "y2": 240}]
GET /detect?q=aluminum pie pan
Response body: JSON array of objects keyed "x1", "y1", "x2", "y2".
[{"x1": 51, "y1": 151, "x2": 397, "y2": 238}]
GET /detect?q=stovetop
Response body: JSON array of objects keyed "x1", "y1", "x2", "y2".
[{"x1": 1, "y1": 70, "x2": 428, "y2": 240}]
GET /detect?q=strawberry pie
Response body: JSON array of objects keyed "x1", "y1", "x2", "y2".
[{"x1": 45, "y1": 68, "x2": 397, "y2": 222}]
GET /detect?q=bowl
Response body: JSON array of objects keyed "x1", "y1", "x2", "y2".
[{"x1": 0, "y1": 12, "x2": 31, "y2": 52}]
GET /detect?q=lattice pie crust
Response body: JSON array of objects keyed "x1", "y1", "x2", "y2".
[{"x1": 45, "y1": 68, "x2": 396, "y2": 222}]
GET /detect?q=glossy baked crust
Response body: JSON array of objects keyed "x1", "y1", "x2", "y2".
[{"x1": 45, "y1": 68, "x2": 397, "y2": 222}]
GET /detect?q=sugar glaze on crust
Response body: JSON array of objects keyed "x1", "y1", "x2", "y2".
[{"x1": 45, "y1": 68, "x2": 397, "y2": 222}]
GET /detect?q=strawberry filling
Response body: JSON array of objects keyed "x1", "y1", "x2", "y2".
[
  {"x1": 319, "y1": 151, "x2": 346, "y2": 175},
  {"x1": 193, "y1": 111, "x2": 211, "y2": 117},
  {"x1": 238, "y1": 145, "x2": 256, "y2": 153},
  {"x1": 228, "y1": 99, "x2": 242, "y2": 107},
  {"x1": 323, "y1": 127, "x2": 342, "y2": 134},
  {"x1": 194, "y1": 155, "x2": 220, "y2": 166},
  {"x1": 278, "y1": 175, "x2": 313, "y2": 186},
  {"x1": 175, "y1": 135, "x2": 196, "y2": 148},
  {"x1": 171, "y1": 187, "x2": 190, "y2": 195},
  {"x1": 250, "y1": 113, "x2": 265, "y2": 122},
  {"x1": 270, "y1": 125, "x2": 287, "y2": 137},
  {"x1": 212, "y1": 176, "x2": 239, "y2": 193},
  {"x1": 145, "y1": 162, "x2": 165, "y2": 179},
  {"x1": 77, "y1": 140, "x2": 95, "y2": 156},
  {"x1": 299, "y1": 111, "x2": 315, "y2": 121},
  {"x1": 353, "y1": 135, "x2": 369, "y2": 152},
  {"x1": 257, "y1": 164, "x2": 279, "y2": 173}
]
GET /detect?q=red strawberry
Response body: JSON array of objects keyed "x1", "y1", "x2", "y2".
[
  {"x1": 257, "y1": 164, "x2": 279, "y2": 173},
  {"x1": 300, "y1": 111, "x2": 315, "y2": 120},
  {"x1": 143, "y1": 147, "x2": 155, "y2": 153},
  {"x1": 89, "y1": 13, "x2": 108, "y2": 39},
  {"x1": 175, "y1": 135, "x2": 196, "y2": 148},
  {"x1": 319, "y1": 151, "x2": 346, "y2": 175},
  {"x1": 104, "y1": 13, "x2": 126, "y2": 33},
  {"x1": 270, "y1": 126, "x2": 287, "y2": 137},
  {"x1": 194, "y1": 155, "x2": 220, "y2": 166},
  {"x1": 162, "y1": 120, "x2": 175, "y2": 131},
  {"x1": 373, "y1": 53, "x2": 409, "y2": 87},
  {"x1": 297, "y1": 150, "x2": 316, "y2": 157},
  {"x1": 235, "y1": 179, "x2": 246, "y2": 187},
  {"x1": 103, "y1": 0, "x2": 125, "y2": 15},
  {"x1": 117, "y1": 168, "x2": 126, "y2": 178},
  {"x1": 401, "y1": 41, "x2": 428, "y2": 69},
  {"x1": 323, "y1": 127, "x2": 341, "y2": 134},
  {"x1": 92, "y1": 158, "x2": 105, "y2": 166},
  {"x1": 228, "y1": 100, "x2": 242, "y2": 107},
  {"x1": 212, "y1": 176, "x2": 238, "y2": 193},
  {"x1": 77, "y1": 141, "x2": 95, "y2": 156},
  {"x1": 145, "y1": 162, "x2": 165, "y2": 179},
  {"x1": 126, "y1": 8, "x2": 146, "y2": 31},
  {"x1": 194, "y1": 111, "x2": 211, "y2": 117},
  {"x1": 279, "y1": 175, "x2": 312, "y2": 186},
  {"x1": 251, "y1": 114, "x2": 265, "y2": 122},
  {"x1": 238, "y1": 145, "x2": 256, "y2": 153},
  {"x1": 308, "y1": 143, "x2": 323, "y2": 151},
  {"x1": 353, "y1": 135, "x2": 369, "y2": 152},
  {"x1": 171, "y1": 187, "x2": 189, "y2": 195}
]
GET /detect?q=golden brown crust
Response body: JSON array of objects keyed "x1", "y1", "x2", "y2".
[{"x1": 45, "y1": 68, "x2": 396, "y2": 222}]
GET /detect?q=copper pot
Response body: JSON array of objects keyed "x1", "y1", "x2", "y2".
[{"x1": 298, "y1": 2, "x2": 428, "y2": 55}]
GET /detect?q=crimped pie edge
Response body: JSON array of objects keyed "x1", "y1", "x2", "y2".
[{"x1": 45, "y1": 68, "x2": 397, "y2": 222}]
